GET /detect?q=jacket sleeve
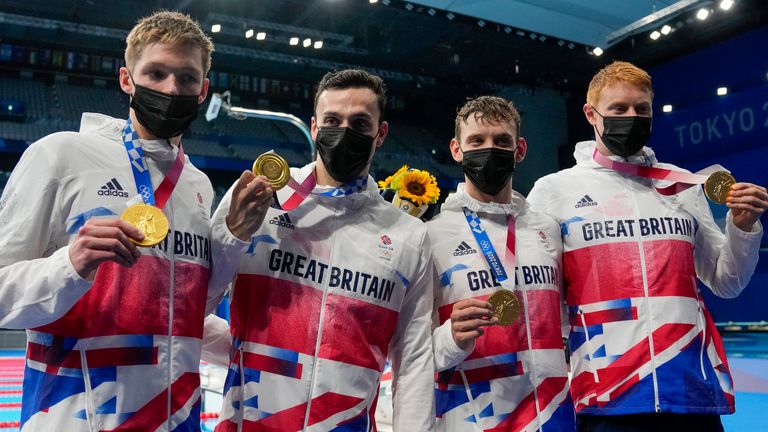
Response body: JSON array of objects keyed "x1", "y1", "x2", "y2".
[
  {"x1": 526, "y1": 177, "x2": 552, "y2": 215},
  {"x1": 389, "y1": 228, "x2": 436, "y2": 431},
  {"x1": 692, "y1": 188, "x2": 763, "y2": 298},
  {"x1": 201, "y1": 313, "x2": 233, "y2": 367},
  {"x1": 0, "y1": 138, "x2": 92, "y2": 329},
  {"x1": 205, "y1": 182, "x2": 247, "y2": 315},
  {"x1": 431, "y1": 257, "x2": 473, "y2": 371},
  {"x1": 432, "y1": 319, "x2": 473, "y2": 371}
]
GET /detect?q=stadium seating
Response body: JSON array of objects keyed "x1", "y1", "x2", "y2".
[{"x1": 0, "y1": 76, "x2": 461, "y2": 198}]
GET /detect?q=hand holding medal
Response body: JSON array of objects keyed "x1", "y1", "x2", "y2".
[
  {"x1": 224, "y1": 151, "x2": 287, "y2": 242},
  {"x1": 592, "y1": 149, "x2": 767, "y2": 231},
  {"x1": 449, "y1": 298, "x2": 499, "y2": 350}
]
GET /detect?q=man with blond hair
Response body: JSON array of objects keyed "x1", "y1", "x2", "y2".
[
  {"x1": 0, "y1": 10, "x2": 271, "y2": 431},
  {"x1": 429, "y1": 95, "x2": 574, "y2": 431},
  {"x1": 528, "y1": 61, "x2": 767, "y2": 431}
]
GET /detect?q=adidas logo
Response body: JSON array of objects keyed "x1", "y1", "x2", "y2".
[
  {"x1": 269, "y1": 213, "x2": 295, "y2": 229},
  {"x1": 453, "y1": 241, "x2": 478, "y2": 256},
  {"x1": 97, "y1": 178, "x2": 129, "y2": 198},
  {"x1": 574, "y1": 195, "x2": 598, "y2": 208}
]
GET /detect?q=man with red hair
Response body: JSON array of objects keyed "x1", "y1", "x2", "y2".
[{"x1": 528, "y1": 61, "x2": 767, "y2": 431}]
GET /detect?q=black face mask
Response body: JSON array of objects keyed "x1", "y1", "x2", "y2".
[
  {"x1": 593, "y1": 108, "x2": 652, "y2": 157},
  {"x1": 130, "y1": 82, "x2": 200, "y2": 139},
  {"x1": 461, "y1": 147, "x2": 517, "y2": 196},
  {"x1": 315, "y1": 126, "x2": 376, "y2": 183}
]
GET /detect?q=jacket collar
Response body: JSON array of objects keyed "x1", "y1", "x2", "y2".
[
  {"x1": 574, "y1": 140, "x2": 658, "y2": 170},
  {"x1": 79, "y1": 112, "x2": 179, "y2": 162},
  {"x1": 442, "y1": 183, "x2": 526, "y2": 217}
]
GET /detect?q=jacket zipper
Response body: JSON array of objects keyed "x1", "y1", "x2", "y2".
[
  {"x1": 80, "y1": 349, "x2": 96, "y2": 432},
  {"x1": 692, "y1": 288, "x2": 708, "y2": 379},
  {"x1": 302, "y1": 206, "x2": 339, "y2": 430},
  {"x1": 166, "y1": 198, "x2": 176, "y2": 429},
  {"x1": 578, "y1": 310, "x2": 600, "y2": 384},
  {"x1": 238, "y1": 341, "x2": 246, "y2": 432},
  {"x1": 458, "y1": 368, "x2": 484, "y2": 432},
  {"x1": 519, "y1": 273, "x2": 543, "y2": 430},
  {"x1": 629, "y1": 185, "x2": 661, "y2": 412}
]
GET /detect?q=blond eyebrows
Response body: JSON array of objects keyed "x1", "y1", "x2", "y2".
[
  {"x1": 455, "y1": 96, "x2": 521, "y2": 142},
  {"x1": 587, "y1": 61, "x2": 653, "y2": 106},
  {"x1": 125, "y1": 10, "x2": 214, "y2": 75}
]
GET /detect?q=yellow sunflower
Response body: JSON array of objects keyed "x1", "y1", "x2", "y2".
[
  {"x1": 396, "y1": 170, "x2": 441, "y2": 206},
  {"x1": 377, "y1": 164, "x2": 409, "y2": 189}
]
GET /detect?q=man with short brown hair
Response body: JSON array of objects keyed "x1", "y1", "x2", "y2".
[{"x1": 430, "y1": 95, "x2": 574, "y2": 431}]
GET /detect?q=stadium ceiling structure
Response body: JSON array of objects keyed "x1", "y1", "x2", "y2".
[{"x1": 0, "y1": 0, "x2": 764, "y2": 94}]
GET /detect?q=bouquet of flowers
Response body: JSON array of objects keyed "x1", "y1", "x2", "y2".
[{"x1": 378, "y1": 165, "x2": 441, "y2": 218}]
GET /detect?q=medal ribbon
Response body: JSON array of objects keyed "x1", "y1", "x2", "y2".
[
  {"x1": 592, "y1": 148, "x2": 725, "y2": 196},
  {"x1": 463, "y1": 207, "x2": 516, "y2": 286},
  {"x1": 271, "y1": 172, "x2": 368, "y2": 211},
  {"x1": 122, "y1": 118, "x2": 185, "y2": 209}
]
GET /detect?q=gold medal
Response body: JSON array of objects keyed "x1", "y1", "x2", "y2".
[
  {"x1": 489, "y1": 289, "x2": 520, "y2": 326},
  {"x1": 704, "y1": 171, "x2": 736, "y2": 204},
  {"x1": 253, "y1": 152, "x2": 290, "y2": 190},
  {"x1": 120, "y1": 204, "x2": 169, "y2": 247}
]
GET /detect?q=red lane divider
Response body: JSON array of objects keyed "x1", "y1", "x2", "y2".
[
  {"x1": 0, "y1": 402, "x2": 21, "y2": 408},
  {"x1": 200, "y1": 412, "x2": 220, "y2": 419},
  {"x1": 0, "y1": 421, "x2": 20, "y2": 429},
  {"x1": 0, "y1": 390, "x2": 22, "y2": 395}
]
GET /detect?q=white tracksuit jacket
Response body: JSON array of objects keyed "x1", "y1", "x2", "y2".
[
  {"x1": 527, "y1": 140, "x2": 763, "y2": 416},
  {"x1": 205, "y1": 162, "x2": 435, "y2": 431},
  {"x1": 0, "y1": 113, "x2": 245, "y2": 431},
  {"x1": 429, "y1": 184, "x2": 574, "y2": 432}
]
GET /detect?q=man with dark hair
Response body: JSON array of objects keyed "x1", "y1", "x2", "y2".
[
  {"x1": 429, "y1": 95, "x2": 574, "y2": 431},
  {"x1": 528, "y1": 61, "x2": 767, "y2": 431},
  {"x1": 313, "y1": 68, "x2": 387, "y2": 121},
  {"x1": 0, "y1": 10, "x2": 270, "y2": 431},
  {"x1": 204, "y1": 69, "x2": 435, "y2": 431}
]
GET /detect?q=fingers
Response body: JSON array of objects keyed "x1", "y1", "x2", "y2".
[
  {"x1": 454, "y1": 329, "x2": 485, "y2": 346},
  {"x1": 78, "y1": 222, "x2": 141, "y2": 262},
  {"x1": 81, "y1": 219, "x2": 142, "y2": 257},
  {"x1": 235, "y1": 171, "x2": 274, "y2": 207},
  {"x1": 453, "y1": 318, "x2": 497, "y2": 332},
  {"x1": 83, "y1": 217, "x2": 145, "y2": 242},
  {"x1": 453, "y1": 298, "x2": 493, "y2": 311},
  {"x1": 728, "y1": 184, "x2": 768, "y2": 205},
  {"x1": 70, "y1": 217, "x2": 146, "y2": 278},
  {"x1": 727, "y1": 184, "x2": 768, "y2": 215},
  {"x1": 452, "y1": 306, "x2": 495, "y2": 321},
  {"x1": 729, "y1": 182, "x2": 767, "y2": 193},
  {"x1": 78, "y1": 248, "x2": 134, "y2": 268},
  {"x1": 244, "y1": 176, "x2": 274, "y2": 205}
]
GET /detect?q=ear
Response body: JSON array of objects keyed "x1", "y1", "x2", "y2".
[
  {"x1": 119, "y1": 67, "x2": 133, "y2": 96},
  {"x1": 583, "y1": 103, "x2": 598, "y2": 126},
  {"x1": 515, "y1": 137, "x2": 527, "y2": 163},
  {"x1": 198, "y1": 78, "x2": 210, "y2": 105},
  {"x1": 375, "y1": 121, "x2": 388, "y2": 148},
  {"x1": 310, "y1": 116, "x2": 318, "y2": 141},
  {"x1": 449, "y1": 138, "x2": 463, "y2": 163}
]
